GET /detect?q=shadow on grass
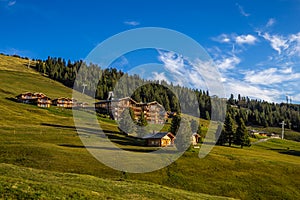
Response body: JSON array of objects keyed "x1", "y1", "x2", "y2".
[
  {"x1": 58, "y1": 144, "x2": 157, "y2": 153},
  {"x1": 268, "y1": 148, "x2": 300, "y2": 157},
  {"x1": 280, "y1": 150, "x2": 300, "y2": 156},
  {"x1": 42, "y1": 123, "x2": 120, "y2": 134},
  {"x1": 42, "y1": 123, "x2": 146, "y2": 147},
  {"x1": 5, "y1": 97, "x2": 19, "y2": 102}
]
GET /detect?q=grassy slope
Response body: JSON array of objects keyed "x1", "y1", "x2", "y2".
[
  {"x1": 0, "y1": 54, "x2": 229, "y2": 199},
  {"x1": 247, "y1": 126, "x2": 300, "y2": 141},
  {"x1": 0, "y1": 163, "x2": 232, "y2": 200},
  {"x1": 1, "y1": 54, "x2": 300, "y2": 199}
]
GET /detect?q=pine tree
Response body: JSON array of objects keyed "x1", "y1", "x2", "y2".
[
  {"x1": 137, "y1": 112, "x2": 148, "y2": 137},
  {"x1": 216, "y1": 123, "x2": 226, "y2": 145},
  {"x1": 169, "y1": 115, "x2": 181, "y2": 135},
  {"x1": 118, "y1": 108, "x2": 136, "y2": 135},
  {"x1": 235, "y1": 118, "x2": 250, "y2": 148},
  {"x1": 224, "y1": 113, "x2": 235, "y2": 146}
]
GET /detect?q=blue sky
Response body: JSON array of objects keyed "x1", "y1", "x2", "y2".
[{"x1": 1, "y1": 0, "x2": 300, "y2": 103}]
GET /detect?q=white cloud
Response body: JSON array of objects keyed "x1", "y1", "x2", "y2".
[
  {"x1": 157, "y1": 50, "x2": 225, "y2": 96},
  {"x1": 8, "y1": 0, "x2": 16, "y2": 6},
  {"x1": 261, "y1": 33, "x2": 289, "y2": 54},
  {"x1": 225, "y1": 80, "x2": 281, "y2": 102},
  {"x1": 158, "y1": 50, "x2": 185, "y2": 75},
  {"x1": 124, "y1": 21, "x2": 140, "y2": 26},
  {"x1": 215, "y1": 56, "x2": 240, "y2": 71},
  {"x1": 287, "y1": 33, "x2": 300, "y2": 57},
  {"x1": 235, "y1": 34, "x2": 257, "y2": 45},
  {"x1": 213, "y1": 34, "x2": 257, "y2": 45},
  {"x1": 266, "y1": 18, "x2": 276, "y2": 27},
  {"x1": 212, "y1": 34, "x2": 231, "y2": 43},
  {"x1": 280, "y1": 67, "x2": 292, "y2": 74},
  {"x1": 151, "y1": 72, "x2": 170, "y2": 84},
  {"x1": 244, "y1": 67, "x2": 300, "y2": 85},
  {"x1": 236, "y1": 3, "x2": 250, "y2": 17}
]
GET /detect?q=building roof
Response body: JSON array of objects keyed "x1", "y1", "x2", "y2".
[
  {"x1": 95, "y1": 97, "x2": 165, "y2": 108},
  {"x1": 53, "y1": 97, "x2": 75, "y2": 101},
  {"x1": 143, "y1": 132, "x2": 175, "y2": 139}
]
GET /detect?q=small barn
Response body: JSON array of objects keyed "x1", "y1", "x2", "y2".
[{"x1": 143, "y1": 132, "x2": 175, "y2": 147}]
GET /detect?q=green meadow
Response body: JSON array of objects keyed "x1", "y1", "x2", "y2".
[{"x1": 1, "y1": 54, "x2": 300, "y2": 199}]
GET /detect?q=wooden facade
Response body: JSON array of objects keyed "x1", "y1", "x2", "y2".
[
  {"x1": 143, "y1": 132, "x2": 175, "y2": 147},
  {"x1": 16, "y1": 92, "x2": 47, "y2": 104},
  {"x1": 37, "y1": 96, "x2": 52, "y2": 108},
  {"x1": 16, "y1": 92, "x2": 87, "y2": 108},
  {"x1": 52, "y1": 97, "x2": 76, "y2": 108},
  {"x1": 16, "y1": 92, "x2": 51, "y2": 108},
  {"x1": 95, "y1": 97, "x2": 168, "y2": 124}
]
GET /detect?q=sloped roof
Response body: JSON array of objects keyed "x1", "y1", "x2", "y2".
[
  {"x1": 94, "y1": 97, "x2": 166, "y2": 108},
  {"x1": 143, "y1": 132, "x2": 175, "y2": 139}
]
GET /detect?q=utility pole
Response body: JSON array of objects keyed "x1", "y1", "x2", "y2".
[
  {"x1": 82, "y1": 83, "x2": 87, "y2": 94},
  {"x1": 280, "y1": 121, "x2": 286, "y2": 140},
  {"x1": 28, "y1": 59, "x2": 31, "y2": 69}
]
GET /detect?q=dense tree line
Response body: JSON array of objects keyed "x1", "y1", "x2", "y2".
[
  {"x1": 227, "y1": 94, "x2": 300, "y2": 132},
  {"x1": 217, "y1": 113, "x2": 250, "y2": 148},
  {"x1": 35, "y1": 57, "x2": 300, "y2": 133},
  {"x1": 35, "y1": 57, "x2": 212, "y2": 119}
]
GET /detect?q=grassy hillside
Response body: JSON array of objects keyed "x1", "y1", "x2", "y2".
[
  {"x1": 247, "y1": 125, "x2": 300, "y2": 141},
  {"x1": 1, "y1": 54, "x2": 300, "y2": 199},
  {"x1": 0, "y1": 163, "x2": 233, "y2": 200}
]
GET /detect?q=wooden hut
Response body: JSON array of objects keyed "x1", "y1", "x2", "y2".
[{"x1": 143, "y1": 132, "x2": 175, "y2": 147}]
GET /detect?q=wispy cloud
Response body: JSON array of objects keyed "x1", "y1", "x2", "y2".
[
  {"x1": 258, "y1": 31, "x2": 300, "y2": 57},
  {"x1": 157, "y1": 50, "x2": 225, "y2": 97},
  {"x1": 225, "y1": 79, "x2": 281, "y2": 102},
  {"x1": 215, "y1": 56, "x2": 240, "y2": 71},
  {"x1": 244, "y1": 67, "x2": 300, "y2": 85},
  {"x1": 8, "y1": 0, "x2": 16, "y2": 6},
  {"x1": 151, "y1": 72, "x2": 170, "y2": 84},
  {"x1": 124, "y1": 21, "x2": 140, "y2": 26},
  {"x1": 212, "y1": 34, "x2": 231, "y2": 43},
  {"x1": 266, "y1": 18, "x2": 276, "y2": 27},
  {"x1": 259, "y1": 32, "x2": 289, "y2": 54},
  {"x1": 236, "y1": 3, "x2": 250, "y2": 17},
  {"x1": 288, "y1": 33, "x2": 300, "y2": 57}
]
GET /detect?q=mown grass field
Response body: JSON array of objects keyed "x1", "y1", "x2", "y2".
[
  {"x1": 1, "y1": 54, "x2": 300, "y2": 199},
  {"x1": 0, "y1": 163, "x2": 234, "y2": 200}
]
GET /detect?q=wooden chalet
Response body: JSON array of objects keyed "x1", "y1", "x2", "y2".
[
  {"x1": 16, "y1": 92, "x2": 47, "y2": 104},
  {"x1": 52, "y1": 97, "x2": 76, "y2": 108},
  {"x1": 37, "y1": 96, "x2": 52, "y2": 108},
  {"x1": 16, "y1": 92, "x2": 51, "y2": 108},
  {"x1": 143, "y1": 132, "x2": 175, "y2": 147},
  {"x1": 95, "y1": 97, "x2": 167, "y2": 124}
]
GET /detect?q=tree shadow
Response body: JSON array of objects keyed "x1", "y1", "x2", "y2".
[
  {"x1": 279, "y1": 150, "x2": 300, "y2": 157},
  {"x1": 58, "y1": 144, "x2": 155, "y2": 153},
  {"x1": 268, "y1": 148, "x2": 300, "y2": 157},
  {"x1": 42, "y1": 123, "x2": 146, "y2": 147}
]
